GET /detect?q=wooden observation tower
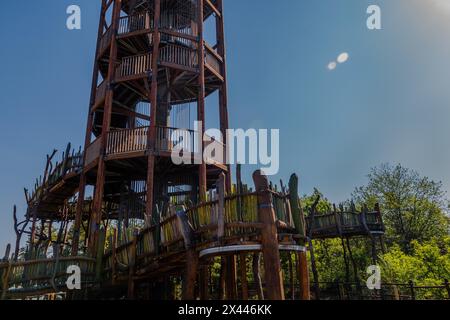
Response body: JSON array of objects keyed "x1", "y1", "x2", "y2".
[
  {"x1": 0, "y1": 0, "x2": 386, "y2": 301},
  {"x1": 73, "y1": 0, "x2": 230, "y2": 255}
]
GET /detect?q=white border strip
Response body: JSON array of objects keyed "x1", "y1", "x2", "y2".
[{"x1": 199, "y1": 244, "x2": 306, "y2": 258}]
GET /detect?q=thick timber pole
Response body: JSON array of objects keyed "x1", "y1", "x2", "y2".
[
  {"x1": 197, "y1": 0, "x2": 207, "y2": 200},
  {"x1": 146, "y1": 0, "x2": 161, "y2": 222},
  {"x1": 288, "y1": 174, "x2": 310, "y2": 300},
  {"x1": 253, "y1": 170, "x2": 285, "y2": 300},
  {"x1": 72, "y1": 0, "x2": 107, "y2": 256},
  {"x1": 215, "y1": 0, "x2": 232, "y2": 189},
  {"x1": 89, "y1": 0, "x2": 122, "y2": 255}
]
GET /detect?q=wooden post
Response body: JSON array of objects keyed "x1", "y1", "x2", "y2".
[
  {"x1": 297, "y1": 250, "x2": 310, "y2": 300},
  {"x1": 216, "y1": 173, "x2": 236, "y2": 299},
  {"x1": 111, "y1": 229, "x2": 118, "y2": 285},
  {"x1": 288, "y1": 253, "x2": 295, "y2": 300},
  {"x1": 217, "y1": 174, "x2": 225, "y2": 239},
  {"x1": 219, "y1": 257, "x2": 227, "y2": 300},
  {"x1": 226, "y1": 255, "x2": 238, "y2": 300},
  {"x1": 409, "y1": 280, "x2": 416, "y2": 300},
  {"x1": 197, "y1": 0, "x2": 207, "y2": 200},
  {"x1": 215, "y1": 0, "x2": 232, "y2": 189},
  {"x1": 146, "y1": 0, "x2": 161, "y2": 222},
  {"x1": 183, "y1": 249, "x2": 199, "y2": 300},
  {"x1": 345, "y1": 237, "x2": 361, "y2": 298},
  {"x1": 95, "y1": 228, "x2": 106, "y2": 282},
  {"x1": 444, "y1": 279, "x2": 450, "y2": 299},
  {"x1": 89, "y1": 0, "x2": 122, "y2": 256},
  {"x1": 199, "y1": 264, "x2": 209, "y2": 300},
  {"x1": 1, "y1": 261, "x2": 11, "y2": 300},
  {"x1": 288, "y1": 174, "x2": 310, "y2": 300},
  {"x1": 307, "y1": 195, "x2": 320, "y2": 300},
  {"x1": 2, "y1": 244, "x2": 11, "y2": 262},
  {"x1": 392, "y1": 284, "x2": 400, "y2": 300},
  {"x1": 253, "y1": 170, "x2": 285, "y2": 300},
  {"x1": 288, "y1": 174, "x2": 306, "y2": 236},
  {"x1": 337, "y1": 281, "x2": 345, "y2": 300},
  {"x1": 252, "y1": 253, "x2": 264, "y2": 300},
  {"x1": 177, "y1": 207, "x2": 198, "y2": 300},
  {"x1": 127, "y1": 233, "x2": 138, "y2": 300},
  {"x1": 240, "y1": 253, "x2": 249, "y2": 300}
]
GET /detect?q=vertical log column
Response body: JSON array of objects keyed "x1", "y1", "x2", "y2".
[
  {"x1": 178, "y1": 206, "x2": 199, "y2": 300},
  {"x1": 253, "y1": 170, "x2": 285, "y2": 300},
  {"x1": 89, "y1": 0, "x2": 122, "y2": 255},
  {"x1": 288, "y1": 174, "x2": 310, "y2": 300},
  {"x1": 197, "y1": 0, "x2": 207, "y2": 200},
  {"x1": 214, "y1": 1, "x2": 237, "y2": 298},
  {"x1": 215, "y1": 0, "x2": 231, "y2": 189},
  {"x1": 72, "y1": 0, "x2": 107, "y2": 256},
  {"x1": 146, "y1": 0, "x2": 161, "y2": 222}
]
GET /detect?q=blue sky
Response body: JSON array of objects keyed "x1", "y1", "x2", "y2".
[{"x1": 1, "y1": 0, "x2": 450, "y2": 252}]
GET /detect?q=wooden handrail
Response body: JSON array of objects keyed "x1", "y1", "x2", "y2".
[
  {"x1": 106, "y1": 126, "x2": 196, "y2": 156},
  {"x1": 118, "y1": 11, "x2": 152, "y2": 35}
]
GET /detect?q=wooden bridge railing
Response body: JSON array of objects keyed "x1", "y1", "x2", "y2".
[
  {"x1": 0, "y1": 257, "x2": 95, "y2": 299},
  {"x1": 306, "y1": 206, "x2": 384, "y2": 238},
  {"x1": 28, "y1": 149, "x2": 84, "y2": 206},
  {"x1": 102, "y1": 185, "x2": 296, "y2": 279},
  {"x1": 185, "y1": 193, "x2": 261, "y2": 242}
]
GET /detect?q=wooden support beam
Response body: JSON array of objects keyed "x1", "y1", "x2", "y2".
[
  {"x1": 2, "y1": 244, "x2": 11, "y2": 261},
  {"x1": 146, "y1": 0, "x2": 161, "y2": 222},
  {"x1": 252, "y1": 253, "x2": 264, "y2": 300},
  {"x1": 253, "y1": 170, "x2": 285, "y2": 300},
  {"x1": 297, "y1": 251, "x2": 310, "y2": 300},
  {"x1": 197, "y1": 0, "x2": 207, "y2": 200},
  {"x1": 89, "y1": 0, "x2": 122, "y2": 256},
  {"x1": 217, "y1": 173, "x2": 225, "y2": 239},
  {"x1": 215, "y1": 0, "x2": 232, "y2": 190},
  {"x1": 199, "y1": 264, "x2": 209, "y2": 300},
  {"x1": 240, "y1": 253, "x2": 249, "y2": 300},
  {"x1": 225, "y1": 255, "x2": 238, "y2": 300},
  {"x1": 127, "y1": 233, "x2": 138, "y2": 299},
  {"x1": 111, "y1": 228, "x2": 118, "y2": 285},
  {"x1": 288, "y1": 174, "x2": 310, "y2": 300},
  {"x1": 183, "y1": 249, "x2": 199, "y2": 300},
  {"x1": 1, "y1": 261, "x2": 11, "y2": 300}
]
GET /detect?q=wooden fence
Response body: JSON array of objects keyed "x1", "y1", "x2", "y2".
[
  {"x1": 312, "y1": 280, "x2": 450, "y2": 301},
  {"x1": 0, "y1": 257, "x2": 95, "y2": 299},
  {"x1": 28, "y1": 148, "x2": 84, "y2": 206},
  {"x1": 306, "y1": 206, "x2": 384, "y2": 238}
]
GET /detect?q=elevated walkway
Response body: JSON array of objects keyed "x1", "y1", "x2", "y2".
[{"x1": 3, "y1": 187, "x2": 384, "y2": 300}]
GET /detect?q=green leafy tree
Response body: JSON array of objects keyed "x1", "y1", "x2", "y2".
[
  {"x1": 380, "y1": 237, "x2": 450, "y2": 299},
  {"x1": 352, "y1": 163, "x2": 449, "y2": 251}
]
